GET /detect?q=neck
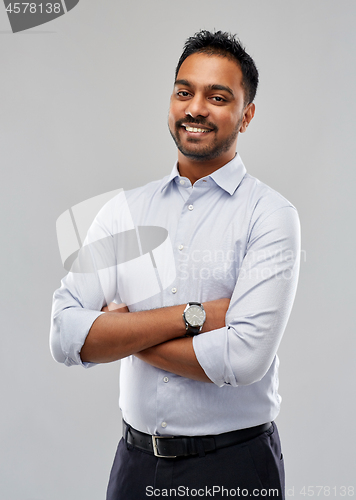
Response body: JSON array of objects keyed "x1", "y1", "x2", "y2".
[{"x1": 177, "y1": 151, "x2": 236, "y2": 184}]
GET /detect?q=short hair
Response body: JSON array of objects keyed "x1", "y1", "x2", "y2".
[{"x1": 175, "y1": 30, "x2": 259, "y2": 105}]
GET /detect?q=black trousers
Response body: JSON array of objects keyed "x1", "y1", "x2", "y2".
[{"x1": 106, "y1": 422, "x2": 285, "y2": 499}]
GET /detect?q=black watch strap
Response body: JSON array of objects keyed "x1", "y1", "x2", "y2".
[
  {"x1": 183, "y1": 302, "x2": 205, "y2": 337},
  {"x1": 184, "y1": 325, "x2": 201, "y2": 337}
]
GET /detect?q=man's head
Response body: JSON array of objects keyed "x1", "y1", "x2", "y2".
[
  {"x1": 175, "y1": 30, "x2": 259, "y2": 107},
  {"x1": 168, "y1": 30, "x2": 258, "y2": 170}
]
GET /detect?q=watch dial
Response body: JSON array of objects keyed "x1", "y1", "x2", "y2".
[{"x1": 186, "y1": 305, "x2": 205, "y2": 326}]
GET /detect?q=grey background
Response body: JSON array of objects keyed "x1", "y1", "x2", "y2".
[{"x1": 1, "y1": 1, "x2": 355, "y2": 498}]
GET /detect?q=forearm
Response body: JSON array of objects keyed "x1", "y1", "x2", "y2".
[
  {"x1": 80, "y1": 298, "x2": 230, "y2": 365},
  {"x1": 80, "y1": 304, "x2": 186, "y2": 363},
  {"x1": 135, "y1": 338, "x2": 212, "y2": 383},
  {"x1": 133, "y1": 298, "x2": 230, "y2": 381}
]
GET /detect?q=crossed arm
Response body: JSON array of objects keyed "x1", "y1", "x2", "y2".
[
  {"x1": 80, "y1": 298, "x2": 230, "y2": 382},
  {"x1": 52, "y1": 204, "x2": 300, "y2": 386}
]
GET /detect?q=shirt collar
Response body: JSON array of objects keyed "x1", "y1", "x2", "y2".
[
  {"x1": 160, "y1": 153, "x2": 246, "y2": 196},
  {"x1": 160, "y1": 163, "x2": 181, "y2": 192}
]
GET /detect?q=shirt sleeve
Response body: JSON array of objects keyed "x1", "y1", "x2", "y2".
[
  {"x1": 193, "y1": 205, "x2": 301, "y2": 387},
  {"x1": 49, "y1": 197, "x2": 122, "y2": 368},
  {"x1": 50, "y1": 273, "x2": 106, "y2": 368}
]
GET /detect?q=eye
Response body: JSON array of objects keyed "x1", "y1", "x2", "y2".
[
  {"x1": 211, "y1": 96, "x2": 226, "y2": 103},
  {"x1": 177, "y1": 91, "x2": 191, "y2": 98}
]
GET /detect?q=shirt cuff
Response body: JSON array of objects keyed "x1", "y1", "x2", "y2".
[
  {"x1": 58, "y1": 308, "x2": 104, "y2": 368},
  {"x1": 193, "y1": 327, "x2": 232, "y2": 387}
]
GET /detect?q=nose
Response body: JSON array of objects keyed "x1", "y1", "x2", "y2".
[{"x1": 185, "y1": 94, "x2": 209, "y2": 119}]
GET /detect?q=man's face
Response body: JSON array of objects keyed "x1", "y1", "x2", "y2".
[{"x1": 168, "y1": 52, "x2": 251, "y2": 163}]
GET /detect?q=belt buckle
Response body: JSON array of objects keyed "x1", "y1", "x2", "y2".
[{"x1": 152, "y1": 435, "x2": 177, "y2": 458}]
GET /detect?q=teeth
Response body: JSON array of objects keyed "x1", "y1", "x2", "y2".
[{"x1": 185, "y1": 126, "x2": 210, "y2": 133}]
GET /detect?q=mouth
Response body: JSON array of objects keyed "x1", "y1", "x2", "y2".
[
  {"x1": 179, "y1": 122, "x2": 216, "y2": 138},
  {"x1": 182, "y1": 124, "x2": 212, "y2": 133}
]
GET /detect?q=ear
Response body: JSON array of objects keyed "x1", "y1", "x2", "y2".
[{"x1": 239, "y1": 103, "x2": 255, "y2": 133}]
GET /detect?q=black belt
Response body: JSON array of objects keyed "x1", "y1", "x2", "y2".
[{"x1": 123, "y1": 420, "x2": 272, "y2": 458}]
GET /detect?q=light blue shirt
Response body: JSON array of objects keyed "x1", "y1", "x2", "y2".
[{"x1": 50, "y1": 154, "x2": 300, "y2": 436}]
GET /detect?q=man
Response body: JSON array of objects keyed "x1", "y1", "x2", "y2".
[{"x1": 50, "y1": 30, "x2": 300, "y2": 499}]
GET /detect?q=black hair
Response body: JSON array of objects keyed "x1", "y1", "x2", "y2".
[{"x1": 175, "y1": 30, "x2": 259, "y2": 105}]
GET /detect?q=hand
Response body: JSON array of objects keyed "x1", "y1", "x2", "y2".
[
  {"x1": 100, "y1": 298, "x2": 229, "y2": 331},
  {"x1": 82, "y1": 298, "x2": 229, "y2": 365},
  {"x1": 101, "y1": 302, "x2": 129, "y2": 313},
  {"x1": 202, "y1": 298, "x2": 230, "y2": 333}
]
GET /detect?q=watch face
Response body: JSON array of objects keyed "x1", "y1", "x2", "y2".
[{"x1": 185, "y1": 305, "x2": 206, "y2": 326}]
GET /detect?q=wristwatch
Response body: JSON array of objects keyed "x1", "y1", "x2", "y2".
[{"x1": 183, "y1": 302, "x2": 206, "y2": 336}]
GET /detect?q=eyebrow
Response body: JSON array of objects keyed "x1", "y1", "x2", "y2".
[{"x1": 174, "y1": 79, "x2": 235, "y2": 98}]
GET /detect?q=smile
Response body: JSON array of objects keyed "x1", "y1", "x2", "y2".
[{"x1": 183, "y1": 125, "x2": 212, "y2": 133}]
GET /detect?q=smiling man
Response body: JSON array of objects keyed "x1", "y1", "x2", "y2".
[
  {"x1": 51, "y1": 31, "x2": 300, "y2": 499},
  {"x1": 168, "y1": 52, "x2": 254, "y2": 172}
]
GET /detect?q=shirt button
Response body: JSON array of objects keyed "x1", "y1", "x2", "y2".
[
  {"x1": 188, "y1": 204, "x2": 194, "y2": 211},
  {"x1": 171, "y1": 287, "x2": 177, "y2": 294},
  {"x1": 178, "y1": 245, "x2": 184, "y2": 251},
  {"x1": 180, "y1": 180, "x2": 185, "y2": 185},
  {"x1": 161, "y1": 422, "x2": 167, "y2": 428},
  {"x1": 163, "y1": 377, "x2": 169, "y2": 383}
]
